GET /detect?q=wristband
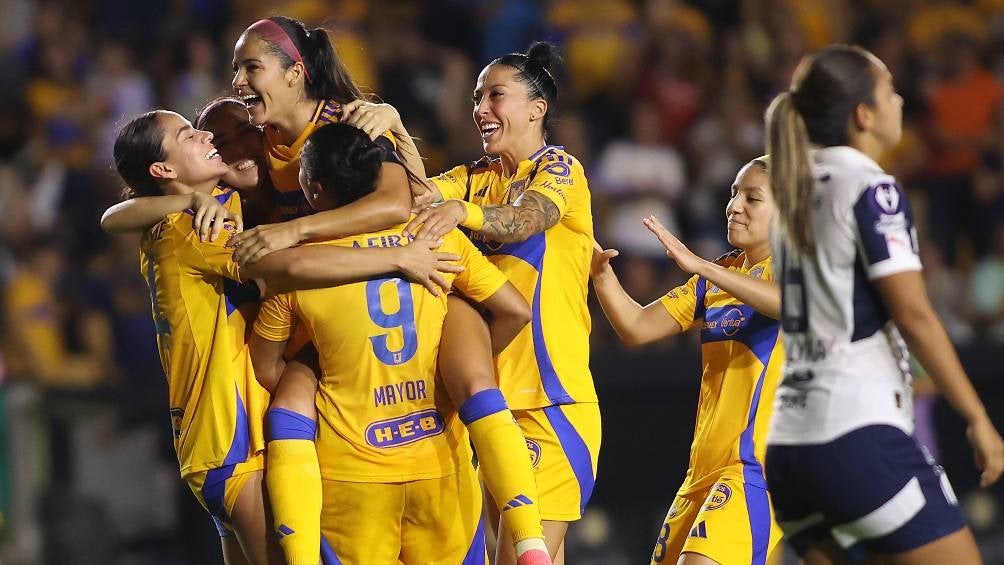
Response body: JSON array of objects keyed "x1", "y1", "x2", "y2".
[{"x1": 458, "y1": 200, "x2": 484, "y2": 231}]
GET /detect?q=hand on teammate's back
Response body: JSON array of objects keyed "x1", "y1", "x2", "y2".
[
  {"x1": 394, "y1": 238, "x2": 464, "y2": 297},
  {"x1": 231, "y1": 222, "x2": 302, "y2": 265},
  {"x1": 405, "y1": 200, "x2": 466, "y2": 241}
]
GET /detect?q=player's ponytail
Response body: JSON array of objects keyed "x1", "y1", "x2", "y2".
[
  {"x1": 114, "y1": 111, "x2": 167, "y2": 200},
  {"x1": 766, "y1": 92, "x2": 814, "y2": 255},
  {"x1": 491, "y1": 41, "x2": 561, "y2": 141},
  {"x1": 246, "y1": 16, "x2": 363, "y2": 104},
  {"x1": 767, "y1": 44, "x2": 880, "y2": 255}
]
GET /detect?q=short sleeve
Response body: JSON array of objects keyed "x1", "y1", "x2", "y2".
[
  {"x1": 429, "y1": 164, "x2": 471, "y2": 201},
  {"x1": 253, "y1": 292, "x2": 295, "y2": 342},
  {"x1": 448, "y1": 230, "x2": 509, "y2": 302},
  {"x1": 525, "y1": 152, "x2": 586, "y2": 218},
  {"x1": 852, "y1": 180, "x2": 921, "y2": 280},
  {"x1": 658, "y1": 274, "x2": 704, "y2": 332}
]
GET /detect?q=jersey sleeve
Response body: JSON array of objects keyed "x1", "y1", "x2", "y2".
[
  {"x1": 448, "y1": 229, "x2": 509, "y2": 303},
  {"x1": 525, "y1": 151, "x2": 586, "y2": 218},
  {"x1": 429, "y1": 163, "x2": 470, "y2": 201},
  {"x1": 186, "y1": 220, "x2": 243, "y2": 281},
  {"x1": 851, "y1": 180, "x2": 921, "y2": 280},
  {"x1": 253, "y1": 292, "x2": 295, "y2": 342},
  {"x1": 658, "y1": 274, "x2": 704, "y2": 332}
]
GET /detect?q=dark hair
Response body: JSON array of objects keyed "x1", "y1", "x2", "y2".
[
  {"x1": 114, "y1": 111, "x2": 167, "y2": 200},
  {"x1": 251, "y1": 16, "x2": 363, "y2": 104},
  {"x1": 766, "y1": 44, "x2": 878, "y2": 254},
  {"x1": 490, "y1": 41, "x2": 561, "y2": 140},
  {"x1": 195, "y1": 96, "x2": 245, "y2": 130},
  {"x1": 300, "y1": 123, "x2": 385, "y2": 207}
]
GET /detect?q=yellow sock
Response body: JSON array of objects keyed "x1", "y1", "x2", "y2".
[
  {"x1": 460, "y1": 390, "x2": 544, "y2": 543},
  {"x1": 266, "y1": 408, "x2": 321, "y2": 565}
]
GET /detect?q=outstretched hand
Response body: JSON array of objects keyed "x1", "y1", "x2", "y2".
[
  {"x1": 230, "y1": 222, "x2": 302, "y2": 266},
  {"x1": 191, "y1": 192, "x2": 242, "y2": 242},
  {"x1": 642, "y1": 215, "x2": 705, "y2": 275},
  {"x1": 395, "y1": 238, "x2": 465, "y2": 297},
  {"x1": 590, "y1": 240, "x2": 620, "y2": 278},
  {"x1": 341, "y1": 100, "x2": 401, "y2": 141}
]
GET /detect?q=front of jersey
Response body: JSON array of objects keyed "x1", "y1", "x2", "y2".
[
  {"x1": 140, "y1": 186, "x2": 268, "y2": 478},
  {"x1": 430, "y1": 145, "x2": 596, "y2": 410},
  {"x1": 264, "y1": 99, "x2": 398, "y2": 222},
  {"x1": 770, "y1": 146, "x2": 920, "y2": 446},
  {"x1": 254, "y1": 224, "x2": 509, "y2": 482},
  {"x1": 660, "y1": 252, "x2": 783, "y2": 494}
]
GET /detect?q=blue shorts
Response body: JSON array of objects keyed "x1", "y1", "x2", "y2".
[{"x1": 765, "y1": 425, "x2": 965, "y2": 560}]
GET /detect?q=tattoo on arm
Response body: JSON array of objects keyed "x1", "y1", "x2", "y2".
[{"x1": 480, "y1": 191, "x2": 561, "y2": 243}]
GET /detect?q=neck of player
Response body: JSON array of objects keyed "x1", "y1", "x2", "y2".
[
  {"x1": 271, "y1": 98, "x2": 322, "y2": 146},
  {"x1": 164, "y1": 178, "x2": 218, "y2": 196},
  {"x1": 743, "y1": 241, "x2": 771, "y2": 269},
  {"x1": 499, "y1": 134, "x2": 547, "y2": 178}
]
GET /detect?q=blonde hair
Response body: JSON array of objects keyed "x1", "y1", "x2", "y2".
[{"x1": 765, "y1": 93, "x2": 814, "y2": 254}]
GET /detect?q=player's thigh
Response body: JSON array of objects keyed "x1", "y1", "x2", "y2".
[
  {"x1": 222, "y1": 536, "x2": 253, "y2": 565},
  {"x1": 320, "y1": 478, "x2": 404, "y2": 565},
  {"x1": 269, "y1": 355, "x2": 320, "y2": 418},
  {"x1": 514, "y1": 403, "x2": 600, "y2": 523},
  {"x1": 440, "y1": 294, "x2": 496, "y2": 405},
  {"x1": 401, "y1": 467, "x2": 486, "y2": 564},
  {"x1": 678, "y1": 553, "x2": 720, "y2": 565},
  {"x1": 882, "y1": 526, "x2": 981, "y2": 565},
  {"x1": 228, "y1": 469, "x2": 284, "y2": 565}
]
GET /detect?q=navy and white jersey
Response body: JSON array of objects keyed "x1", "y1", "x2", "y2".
[{"x1": 770, "y1": 146, "x2": 921, "y2": 445}]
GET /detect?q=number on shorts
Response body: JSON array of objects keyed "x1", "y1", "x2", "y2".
[
  {"x1": 652, "y1": 522, "x2": 671, "y2": 563},
  {"x1": 365, "y1": 277, "x2": 418, "y2": 365}
]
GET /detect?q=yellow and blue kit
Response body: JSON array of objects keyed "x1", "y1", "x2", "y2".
[
  {"x1": 264, "y1": 99, "x2": 397, "y2": 222},
  {"x1": 140, "y1": 185, "x2": 268, "y2": 537},
  {"x1": 650, "y1": 251, "x2": 783, "y2": 565},
  {"x1": 253, "y1": 223, "x2": 509, "y2": 563},
  {"x1": 430, "y1": 145, "x2": 600, "y2": 520}
]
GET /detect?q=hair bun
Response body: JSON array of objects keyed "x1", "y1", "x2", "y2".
[{"x1": 525, "y1": 41, "x2": 559, "y2": 72}]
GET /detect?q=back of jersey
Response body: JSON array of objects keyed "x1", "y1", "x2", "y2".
[
  {"x1": 770, "y1": 146, "x2": 920, "y2": 446},
  {"x1": 255, "y1": 225, "x2": 509, "y2": 483}
]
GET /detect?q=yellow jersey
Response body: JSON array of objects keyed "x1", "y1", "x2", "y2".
[
  {"x1": 253, "y1": 224, "x2": 509, "y2": 483},
  {"x1": 430, "y1": 145, "x2": 595, "y2": 410},
  {"x1": 140, "y1": 185, "x2": 268, "y2": 478},
  {"x1": 659, "y1": 251, "x2": 782, "y2": 495},
  {"x1": 264, "y1": 99, "x2": 397, "y2": 221}
]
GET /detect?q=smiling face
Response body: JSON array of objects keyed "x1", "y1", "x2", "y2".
[
  {"x1": 725, "y1": 163, "x2": 774, "y2": 252},
  {"x1": 152, "y1": 111, "x2": 229, "y2": 186},
  {"x1": 472, "y1": 64, "x2": 546, "y2": 156},
  {"x1": 199, "y1": 101, "x2": 264, "y2": 191},
  {"x1": 231, "y1": 32, "x2": 302, "y2": 127}
]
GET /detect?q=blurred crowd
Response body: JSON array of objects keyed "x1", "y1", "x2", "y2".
[{"x1": 0, "y1": 0, "x2": 1002, "y2": 563}]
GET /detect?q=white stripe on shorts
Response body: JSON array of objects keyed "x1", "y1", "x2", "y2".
[{"x1": 831, "y1": 476, "x2": 925, "y2": 548}]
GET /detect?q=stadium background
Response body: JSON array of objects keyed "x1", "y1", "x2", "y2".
[{"x1": 0, "y1": 0, "x2": 1002, "y2": 563}]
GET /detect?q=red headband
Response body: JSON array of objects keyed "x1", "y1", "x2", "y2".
[{"x1": 247, "y1": 19, "x2": 311, "y2": 81}]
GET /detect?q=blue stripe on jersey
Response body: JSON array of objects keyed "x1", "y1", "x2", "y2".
[
  {"x1": 475, "y1": 232, "x2": 574, "y2": 404},
  {"x1": 694, "y1": 278, "x2": 708, "y2": 321},
  {"x1": 544, "y1": 405, "x2": 595, "y2": 516},
  {"x1": 321, "y1": 535, "x2": 344, "y2": 565},
  {"x1": 460, "y1": 515, "x2": 487, "y2": 565},
  {"x1": 744, "y1": 483, "x2": 772, "y2": 565},
  {"x1": 200, "y1": 385, "x2": 252, "y2": 525},
  {"x1": 529, "y1": 145, "x2": 565, "y2": 161},
  {"x1": 851, "y1": 254, "x2": 889, "y2": 342}
]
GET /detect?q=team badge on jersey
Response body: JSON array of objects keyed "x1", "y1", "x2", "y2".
[
  {"x1": 526, "y1": 438, "x2": 542, "y2": 468},
  {"x1": 704, "y1": 482, "x2": 732, "y2": 510}
]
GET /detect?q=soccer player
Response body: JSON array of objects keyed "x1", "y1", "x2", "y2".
[
  {"x1": 229, "y1": 17, "x2": 550, "y2": 564},
  {"x1": 249, "y1": 122, "x2": 532, "y2": 564},
  {"x1": 373, "y1": 42, "x2": 600, "y2": 564},
  {"x1": 111, "y1": 110, "x2": 463, "y2": 565},
  {"x1": 591, "y1": 158, "x2": 783, "y2": 565},
  {"x1": 764, "y1": 45, "x2": 1004, "y2": 563}
]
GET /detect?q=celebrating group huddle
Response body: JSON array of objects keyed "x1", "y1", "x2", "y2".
[{"x1": 102, "y1": 14, "x2": 1003, "y2": 565}]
